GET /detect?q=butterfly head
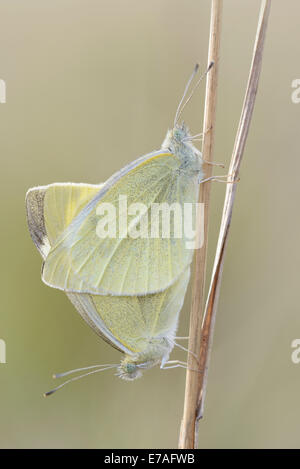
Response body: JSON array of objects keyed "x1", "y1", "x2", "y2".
[
  {"x1": 162, "y1": 122, "x2": 193, "y2": 153},
  {"x1": 173, "y1": 122, "x2": 190, "y2": 142},
  {"x1": 161, "y1": 123, "x2": 202, "y2": 175},
  {"x1": 116, "y1": 339, "x2": 171, "y2": 380},
  {"x1": 116, "y1": 356, "x2": 148, "y2": 381}
]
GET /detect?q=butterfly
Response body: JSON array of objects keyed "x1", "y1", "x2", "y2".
[{"x1": 26, "y1": 64, "x2": 215, "y2": 392}]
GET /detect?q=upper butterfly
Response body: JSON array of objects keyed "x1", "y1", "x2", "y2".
[{"x1": 41, "y1": 63, "x2": 213, "y2": 296}]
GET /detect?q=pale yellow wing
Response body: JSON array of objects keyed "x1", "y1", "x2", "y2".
[
  {"x1": 26, "y1": 183, "x2": 190, "y2": 356},
  {"x1": 42, "y1": 151, "x2": 198, "y2": 296},
  {"x1": 26, "y1": 183, "x2": 128, "y2": 350},
  {"x1": 43, "y1": 183, "x2": 104, "y2": 246},
  {"x1": 86, "y1": 267, "x2": 190, "y2": 354},
  {"x1": 26, "y1": 183, "x2": 103, "y2": 258},
  {"x1": 26, "y1": 183, "x2": 130, "y2": 353}
]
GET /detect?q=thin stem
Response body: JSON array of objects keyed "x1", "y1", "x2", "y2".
[
  {"x1": 198, "y1": 0, "x2": 271, "y2": 422},
  {"x1": 178, "y1": 0, "x2": 223, "y2": 449},
  {"x1": 178, "y1": 0, "x2": 271, "y2": 450}
]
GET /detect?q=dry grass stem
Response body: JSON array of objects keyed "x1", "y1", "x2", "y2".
[
  {"x1": 179, "y1": 0, "x2": 223, "y2": 449},
  {"x1": 178, "y1": 0, "x2": 271, "y2": 449}
]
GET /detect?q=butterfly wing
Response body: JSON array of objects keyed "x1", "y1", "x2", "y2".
[
  {"x1": 89, "y1": 266, "x2": 190, "y2": 354},
  {"x1": 26, "y1": 183, "x2": 104, "y2": 255},
  {"x1": 66, "y1": 292, "x2": 133, "y2": 354},
  {"x1": 42, "y1": 151, "x2": 198, "y2": 296},
  {"x1": 26, "y1": 183, "x2": 190, "y2": 356},
  {"x1": 26, "y1": 183, "x2": 133, "y2": 353},
  {"x1": 26, "y1": 186, "x2": 50, "y2": 260}
]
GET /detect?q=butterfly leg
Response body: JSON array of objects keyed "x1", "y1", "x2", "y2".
[
  {"x1": 172, "y1": 341, "x2": 199, "y2": 363},
  {"x1": 161, "y1": 360, "x2": 202, "y2": 373},
  {"x1": 183, "y1": 126, "x2": 212, "y2": 143},
  {"x1": 198, "y1": 174, "x2": 240, "y2": 184},
  {"x1": 161, "y1": 360, "x2": 187, "y2": 369},
  {"x1": 202, "y1": 160, "x2": 225, "y2": 168}
]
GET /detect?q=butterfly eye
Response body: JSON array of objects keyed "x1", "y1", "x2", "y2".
[
  {"x1": 126, "y1": 363, "x2": 136, "y2": 373},
  {"x1": 174, "y1": 129, "x2": 181, "y2": 140}
]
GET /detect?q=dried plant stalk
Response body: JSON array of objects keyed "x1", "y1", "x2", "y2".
[
  {"x1": 179, "y1": 0, "x2": 271, "y2": 449},
  {"x1": 198, "y1": 0, "x2": 271, "y2": 421},
  {"x1": 179, "y1": 0, "x2": 223, "y2": 449}
]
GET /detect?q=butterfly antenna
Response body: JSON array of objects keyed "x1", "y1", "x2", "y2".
[
  {"x1": 53, "y1": 363, "x2": 118, "y2": 379},
  {"x1": 44, "y1": 365, "x2": 118, "y2": 397},
  {"x1": 174, "y1": 64, "x2": 199, "y2": 127},
  {"x1": 174, "y1": 61, "x2": 214, "y2": 127}
]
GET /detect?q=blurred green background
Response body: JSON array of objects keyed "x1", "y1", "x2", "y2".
[{"x1": 0, "y1": 0, "x2": 299, "y2": 449}]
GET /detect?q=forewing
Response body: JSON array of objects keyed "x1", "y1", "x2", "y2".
[
  {"x1": 90, "y1": 267, "x2": 190, "y2": 354},
  {"x1": 66, "y1": 292, "x2": 131, "y2": 354},
  {"x1": 25, "y1": 183, "x2": 131, "y2": 352},
  {"x1": 42, "y1": 152, "x2": 198, "y2": 296}
]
